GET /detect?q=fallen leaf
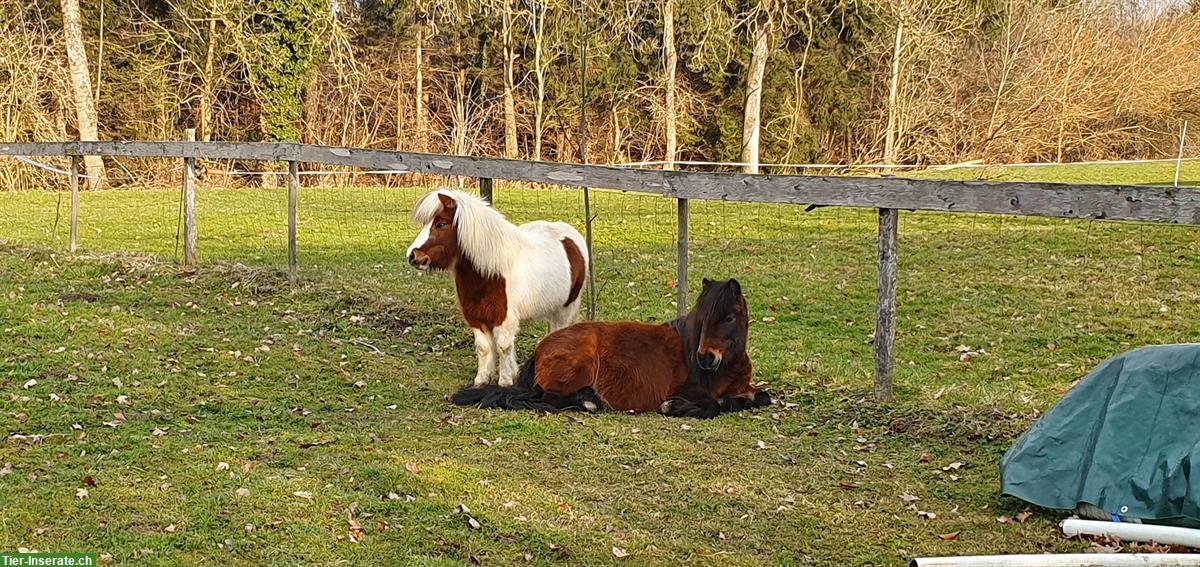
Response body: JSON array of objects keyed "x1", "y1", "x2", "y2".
[
  {"x1": 918, "y1": 453, "x2": 932, "y2": 463},
  {"x1": 458, "y1": 504, "x2": 471, "y2": 514},
  {"x1": 1015, "y1": 510, "x2": 1033, "y2": 523},
  {"x1": 23, "y1": 379, "x2": 37, "y2": 389},
  {"x1": 347, "y1": 512, "x2": 366, "y2": 541},
  {"x1": 76, "y1": 488, "x2": 89, "y2": 499},
  {"x1": 918, "y1": 511, "x2": 936, "y2": 520},
  {"x1": 293, "y1": 491, "x2": 313, "y2": 500},
  {"x1": 938, "y1": 531, "x2": 959, "y2": 541},
  {"x1": 756, "y1": 440, "x2": 767, "y2": 450},
  {"x1": 236, "y1": 488, "x2": 250, "y2": 498},
  {"x1": 467, "y1": 517, "x2": 481, "y2": 529},
  {"x1": 837, "y1": 482, "x2": 861, "y2": 490},
  {"x1": 405, "y1": 462, "x2": 421, "y2": 475},
  {"x1": 83, "y1": 476, "x2": 96, "y2": 487},
  {"x1": 900, "y1": 493, "x2": 920, "y2": 504},
  {"x1": 942, "y1": 462, "x2": 964, "y2": 471},
  {"x1": 165, "y1": 524, "x2": 177, "y2": 533},
  {"x1": 612, "y1": 547, "x2": 630, "y2": 558},
  {"x1": 217, "y1": 462, "x2": 229, "y2": 471}
]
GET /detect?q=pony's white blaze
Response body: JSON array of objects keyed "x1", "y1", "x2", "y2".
[
  {"x1": 406, "y1": 223, "x2": 432, "y2": 269},
  {"x1": 407, "y1": 188, "x2": 588, "y2": 387}
]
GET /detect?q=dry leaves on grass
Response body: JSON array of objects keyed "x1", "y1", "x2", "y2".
[
  {"x1": 405, "y1": 462, "x2": 421, "y2": 475},
  {"x1": 938, "y1": 531, "x2": 959, "y2": 541},
  {"x1": 612, "y1": 547, "x2": 630, "y2": 558}
]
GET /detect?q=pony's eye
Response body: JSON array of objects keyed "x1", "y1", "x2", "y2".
[
  {"x1": 435, "y1": 222, "x2": 446, "y2": 229},
  {"x1": 725, "y1": 315, "x2": 736, "y2": 324}
]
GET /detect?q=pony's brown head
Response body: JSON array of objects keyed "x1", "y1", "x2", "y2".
[
  {"x1": 692, "y1": 278, "x2": 749, "y2": 371},
  {"x1": 407, "y1": 192, "x2": 461, "y2": 271}
]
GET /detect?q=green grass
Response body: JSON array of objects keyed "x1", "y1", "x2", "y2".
[{"x1": 1, "y1": 168, "x2": 1199, "y2": 564}]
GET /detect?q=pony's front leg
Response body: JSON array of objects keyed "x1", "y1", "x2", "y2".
[
  {"x1": 472, "y1": 327, "x2": 498, "y2": 387},
  {"x1": 659, "y1": 383, "x2": 722, "y2": 419},
  {"x1": 494, "y1": 319, "x2": 521, "y2": 387},
  {"x1": 717, "y1": 390, "x2": 773, "y2": 413}
]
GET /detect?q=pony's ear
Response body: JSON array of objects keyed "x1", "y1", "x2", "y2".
[
  {"x1": 437, "y1": 193, "x2": 457, "y2": 212},
  {"x1": 728, "y1": 278, "x2": 742, "y2": 295},
  {"x1": 702, "y1": 277, "x2": 712, "y2": 287}
]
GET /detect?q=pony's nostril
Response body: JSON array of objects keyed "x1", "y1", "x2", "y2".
[{"x1": 698, "y1": 352, "x2": 717, "y2": 368}]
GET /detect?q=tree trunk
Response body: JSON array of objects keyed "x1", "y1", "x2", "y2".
[
  {"x1": 533, "y1": 3, "x2": 546, "y2": 161},
  {"x1": 414, "y1": 17, "x2": 427, "y2": 151},
  {"x1": 199, "y1": 3, "x2": 217, "y2": 142},
  {"x1": 740, "y1": 7, "x2": 770, "y2": 174},
  {"x1": 395, "y1": 41, "x2": 406, "y2": 150},
  {"x1": 884, "y1": 21, "x2": 903, "y2": 164},
  {"x1": 502, "y1": 0, "x2": 518, "y2": 159},
  {"x1": 663, "y1": 0, "x2": 677, "y2": 170},
  {"x1": 61, "y1": 0, "x2": 105, "y2": 188}
]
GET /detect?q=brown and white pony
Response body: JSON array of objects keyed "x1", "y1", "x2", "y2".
[
  {"x1": 451, "y1": 278, "x2": 772, "y2": 419},
  {"x1": 406, "y1": 189, "x2": 588, "y2": 387}
]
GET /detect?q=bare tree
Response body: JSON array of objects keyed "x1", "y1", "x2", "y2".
[
  {"x1": 663, "y1": 0, "x2": 677, "y2": 169},
  {"x1": 740, "y1": 0, "x2": 771, "y2": 173},
  {"x1": 60, "y1": 0, "x2": 105, "y2": 187},
  {"x1": 499, "y1": 0, "x2": 521, "y2": 158},
  {"x1": 529, "y1": 0, "x2": 551, "y2": 160}
]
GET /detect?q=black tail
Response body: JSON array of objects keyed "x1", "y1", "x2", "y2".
[
  {"x1": 515, "y1": 354, "x2": 537, "y2": 389},
  {"x1": 450, "y1": 355, "x2": 560, "y2": 412}
]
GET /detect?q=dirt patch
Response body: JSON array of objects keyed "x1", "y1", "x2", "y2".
[{"x1": 58, "y1": 292, "x2": 100, "y2": 303}]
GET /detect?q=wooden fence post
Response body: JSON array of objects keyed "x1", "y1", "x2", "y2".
[
  {"x1": 479, "y1": 177, "x2": 494, "y2": 204},
  {"x1": 288, "y1": 160, "x2": 299, "y2": 285},
  {"x1": 874, "y1": 207, "x2": 898, "y2": 402},
  {"x1": 69, "y1": 155, "x2": 81, "y2": 253},
  {"x1": 676, "y1": 197, "x2": 689, "y2": 316},
  {"x1": 183, "y1": 128, "x2": 197, "y2": 268}
]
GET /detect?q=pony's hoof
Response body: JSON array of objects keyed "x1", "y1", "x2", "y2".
[{"x1": 659, "y1": 400, "x2": 676, "y2": 414}]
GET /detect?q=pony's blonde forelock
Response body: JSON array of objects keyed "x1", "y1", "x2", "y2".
[{"x1": 411, "y1": 188, "x2": 524, "y2": 277}]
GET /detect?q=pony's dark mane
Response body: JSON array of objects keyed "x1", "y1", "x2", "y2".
[{"x1": 670, "y1": 279, "x2": 744, "y2": 383}]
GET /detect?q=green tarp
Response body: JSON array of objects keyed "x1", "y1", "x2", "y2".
[{"x1": 1000, "y1": 344, "x2": 1200, "y2": 527}]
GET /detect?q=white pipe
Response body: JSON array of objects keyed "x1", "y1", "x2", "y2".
[
  {"x1": 1062, "y1": 518, "x2": 1200, "y2": 549},
  {"x1": 911, "y1": 554, "x2": 1200, "y2": 567}
]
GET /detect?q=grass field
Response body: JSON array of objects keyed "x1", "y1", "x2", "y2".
[{"x1": 1, "y1": 162, "x2": 1198, "y2": 564}]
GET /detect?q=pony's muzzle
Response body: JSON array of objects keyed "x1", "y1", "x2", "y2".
[
  {"x1": 697, "y1": 350, "x2": 721, "y2": 371},
  {"x1": 408, "y1": 251, "x2": 430, "y2": 270}
]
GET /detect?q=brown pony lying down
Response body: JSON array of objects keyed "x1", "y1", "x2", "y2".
[{"x1": 451, "y1": 278, "x2": 772, "y2": 419}]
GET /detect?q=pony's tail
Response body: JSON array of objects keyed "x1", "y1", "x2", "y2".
[{"x1": 450, "y1": 356, "x2": 559, "y2": 412}]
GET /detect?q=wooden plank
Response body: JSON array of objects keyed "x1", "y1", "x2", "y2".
[
  {"x1": 288, "y1": 160, "x2": 299, "y2": 286},
  {"x1": 3, "y1": 141, "x2": 1200, "y2": 224},
  {"x1": 479, "y1": 177, "x2": 494, "y2": 204},
  {"x1": 182, "y1": 130, "x2": 198, "y2": 268},
  {"x1": 874, "y1": 208, "x2": 898, "y2": 403},
  {"x1": 69, "y1": 155, "x2": 80, "y2": 253},
  {"x1": 676, "y1": 198, "x2": 689, "y2": 317}
]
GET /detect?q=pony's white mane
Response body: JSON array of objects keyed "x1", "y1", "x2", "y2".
[{"x1": 412, "y1": 188, "x2": 524, "y2": 277}]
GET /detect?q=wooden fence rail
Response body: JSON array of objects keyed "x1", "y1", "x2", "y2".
[{"x1": 3, "y1": 140, "x2": 1199, "y2": 403}]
